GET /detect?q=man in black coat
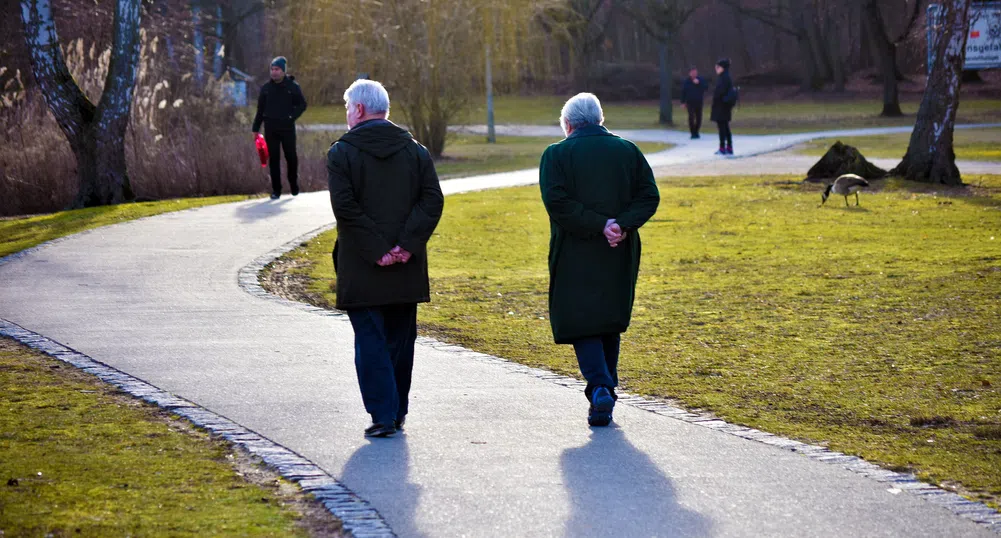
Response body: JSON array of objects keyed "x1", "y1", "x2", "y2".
[
  {"x1": 327, "y1": 79, "x2": 444, "y2": 438},
  {"x1": 252, "y1": 56, "x2": 307, "y2": 199},
  {"x1": 680, "y1": 66, "x2": 708, "y2": 139},
  {"x1": 710, "y1": 58, "x2": 737, "y2": 156}
]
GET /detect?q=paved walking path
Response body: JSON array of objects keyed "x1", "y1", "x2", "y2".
[
  {"x1": 2, "y1": 131, "x2": 1000, "y2": 537},
  {"x1": 306, "y1": 122, "x2": 1001, "y2": 177}
]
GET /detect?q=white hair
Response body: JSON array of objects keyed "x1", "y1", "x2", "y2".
[
  {"x1": 344, "y1": 79, "x2": 390, "y2": 115},
  {"x1": 560, "y1": 92, "x2": 604, "y2": 135}
]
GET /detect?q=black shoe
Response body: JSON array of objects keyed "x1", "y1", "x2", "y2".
[
  {"x1": 291, "y1": 186, "x2": 299, "y2": 196},
  {"x1": 588, "y1": 405, "x2": 613, "y2": 427},
  {"x1": 364, "y1": 422, "x2": 397, "y2": 438},
  {"x1": 588, "y1": 386, "x2": 615, "y2": 427},
  {"x1": 269, "y1": 193, "x2": 280, "y2": 200},
  {"x1": 690, "y1": 134, "x2": 700, "y2": 139},
  {"x1": 395, "y1": 417, "x2": 406, "y2": 431}
]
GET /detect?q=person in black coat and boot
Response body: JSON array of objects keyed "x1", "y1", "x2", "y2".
[
  {"x1": 710, "y1": 58, "x2": 737, "y2": 156},
  {"x1": 680, "y1": 66, "x2": 708, "y2": 139},
  {"x1": 253, "y1": 56, "x2": 307, "y2": 199},
  {"x1": 327, "y1": 79, "x2": 444, "y2": 438}
]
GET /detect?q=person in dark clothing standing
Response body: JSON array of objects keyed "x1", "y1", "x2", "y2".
[
  {"x1": 710, "y1": 58, "x2": 738, "y2": 156},
  {"x1": 327, "y1": 79, "x2": 444, "y2": 438},
  {"x1": 540, "y1": 93, "x2": 660, "y2": 427},
  {"x1": 253, "y1": 56, "x2": 307, "y2": 199},
  {"x1": 680, "y1": 66, "x2": 708, "y2": 139}
]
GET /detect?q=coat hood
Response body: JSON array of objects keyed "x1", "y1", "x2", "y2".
[{"x1": 338, "y1": 121, "x2": 414, "y2": 160}]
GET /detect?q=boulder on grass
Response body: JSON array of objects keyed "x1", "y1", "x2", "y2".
[{"x1": 805, "y1": 141, "x2": 887, "y2": 182}]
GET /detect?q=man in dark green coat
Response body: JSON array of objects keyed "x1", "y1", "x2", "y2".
[
  {"x1": 540, "y1": 93, "x2": 660, "y2": 427},
  {"x1": 328, "y1": 79, "x2": 444, "y2": 438}
]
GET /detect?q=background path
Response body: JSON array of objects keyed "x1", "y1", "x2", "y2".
[
  {"x1": 1, "y1": 134, "x2": 999, "y2": 537},
  {"x1": 304, "y1": 122, "x2": 1001, "y2": 178}
]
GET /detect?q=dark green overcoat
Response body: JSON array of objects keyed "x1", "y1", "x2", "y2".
[{"x1": 539, "y1": 124, "x2": 660, "y2": 344}]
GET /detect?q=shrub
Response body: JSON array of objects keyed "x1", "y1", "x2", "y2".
[{"x1": 1, "y1": 38, "x2": 325, "y2": 217}]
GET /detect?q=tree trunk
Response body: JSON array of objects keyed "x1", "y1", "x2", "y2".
[
  {"x1": 826, "y1": 15, "x2": 846, "y2": 92},
  {"x1": 192, "y1": 1, "x2": 205, "y2": 87},
  {"x1": 20, "y1": 0, "x2": 141, "y2": 208},
  {"x1": 891, "y1": 0, "x2": 972, "y2": 185},
  {"x1": 731, "y1": 7, "x2": 754, "y2": 70},
  {"x1": 791, "y1": 2, "x2": 820, "y2": 91},
  {"x1": 485, "y1": 42, "x2": 496, "y2": 143},
  {"x1": 804, "y1": 2, "x2": 833, "y2": 84},
  {"x1": 213, "y1": 4, "x2": 224, "y2": 79},
  {"x1": 861, "y1": 0, "x2": 902, "y2": 116},
  {"x1": 658, "y1": 38, "x2": 672, "y2": 125}
]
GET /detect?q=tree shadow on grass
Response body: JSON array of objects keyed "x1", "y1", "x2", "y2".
[{"x1": 561, "y1": 425, "x2": 712, "y2": 538}]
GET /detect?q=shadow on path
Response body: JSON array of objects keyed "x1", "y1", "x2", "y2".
[
  {"x1": 561, "y1": 426, "x2": 712, "y2": 538},
  {"x1": 234, "y1": 197, "x2": 293, "y2": 223},
  {"x1": 340, "y1": 436, "x2": 426, "y2": 538}
]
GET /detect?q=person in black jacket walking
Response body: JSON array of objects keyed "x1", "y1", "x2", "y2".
[
  {"x1": 327, "y1": 79, "x2": 444, "y2": 438},
  {"x1": 252, "y1": 56, "x2": 307, "y2": 199},
  {"x1": 680, "y1": 66, "x2": 708, "y2": 139},
  {"x1": 710, "y1": 58, "x2": 737, "y2": 156}
]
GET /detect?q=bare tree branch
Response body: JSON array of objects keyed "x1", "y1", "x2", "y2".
[
  {"x1": 891, "y1": 0, "x2": 923, "y2": 44},
  {"x1": 717, "y1": 0, "x2": 802, "y2": 37}
]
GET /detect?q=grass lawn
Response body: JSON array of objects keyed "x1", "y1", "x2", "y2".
[
  {"x1": 0, "y1": 195, "x2": 258, "y2": 259},
  {"x1": 796, "y1": 128, "x2": 1001, "y2": 162},
  {"x1": 0, "y1": 337, "x2": 341, "y2": 536},
  {"x1": 298, "y1": 132, "x2": 671, "y2": 179},
  {"x1": 299, "y1": 96, "x2": 1001, "y2": 134},
  {"x1": 268, "y1": 174, "x2": 1001, "y2": 509},
  {"x1": 432, "y1": 135, "x2": 670, "y2": 178}
]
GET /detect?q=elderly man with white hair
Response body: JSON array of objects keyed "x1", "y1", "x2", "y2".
[
  {"x1": 327, "y1": 79, "x2": 444, "y2": 438},
  {"x1": 539, "y1": 92, "x2": 660, "y2": 427}
]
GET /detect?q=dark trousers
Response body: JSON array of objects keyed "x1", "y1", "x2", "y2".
[
  {"x1": 686, "y1": 102, "x2": 703, "y2": 136},
  {"x1": 346, "y1": 304, "x2": 418, "y2": 424},
  {"x1": 572, "y1": 334, "x2": 621, "y2": 402},
  {"x1": 716, "y1": 120, "x2": 732, "y2": 148},
  {"x1": 264, "y1": 127, "x2": 299, "y2": 196}
]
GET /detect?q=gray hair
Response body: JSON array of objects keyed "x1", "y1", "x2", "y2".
[
  {"x1": 343, "y1": 79, "x2": 390, "y2": 115},
  {"x1": 560, "y1": 92, "x2": 604, "y2": 135}
]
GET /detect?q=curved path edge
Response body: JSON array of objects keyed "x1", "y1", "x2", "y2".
[
  {"x1": 240, "y1": 221, "x2": 1001, "y2": 535},
  {"x1": 2, "y1": 139, "x2": 1000, "y2": 535},
  {"x1": 0, "y1": 316, "x2": 396, "y2": 538}
]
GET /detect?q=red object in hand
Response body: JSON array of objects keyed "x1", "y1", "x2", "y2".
[{"x1": 255, "y1": 133, "x2": 269, "y2": 167}]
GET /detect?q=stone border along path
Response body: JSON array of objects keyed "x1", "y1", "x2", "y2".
[
  {"x1": 0, "y1": 318, "x2": 394, "y2": 538},
  {"x1": 1, "y1": 131, "x2": 1000, "y2": 537},
  {"x1": 241, "y1": 222, "x2": 1001, "y2": 535}
]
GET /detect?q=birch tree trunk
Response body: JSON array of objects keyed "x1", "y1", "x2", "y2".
[
  {"x1": 891, "y1": 0, "x2": 972, "y2": 185},
  {"x1": 21, "y1": 0, "x2": 142, "y2": 207}
]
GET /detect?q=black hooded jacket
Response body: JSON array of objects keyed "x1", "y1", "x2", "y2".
[
  {"x1": 252, "y1": 75, "x2": 307, "y2": 132},
  {"x1": 327, "y1": 120, "x2": 444, "y2": 309},
  {"x1": 711, "y1": 69, "x2": 736, "y2": 123}
]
